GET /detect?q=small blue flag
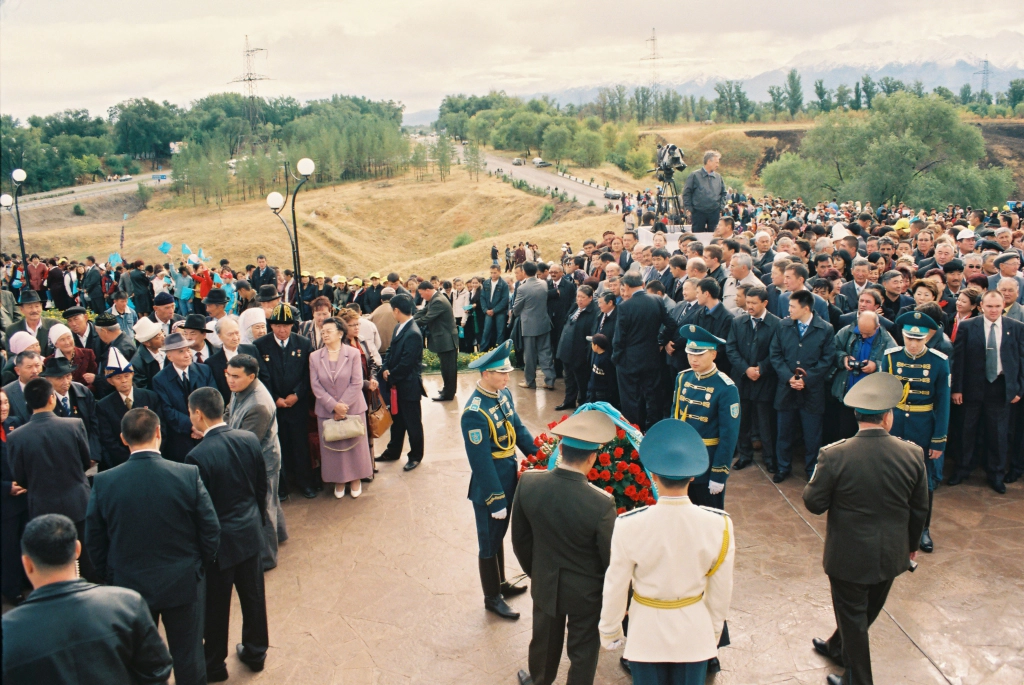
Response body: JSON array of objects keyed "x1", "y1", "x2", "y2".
[
  {"x1": 182, "y1": 244, "x2": 191, "y2": 255},
  {"x1": 212, "y1": 274, "x2": 223, "y2": 285},
  {"x1": 108, "y1": 253, "x2": 123, "y2": 266},
  {"x1": 158, "y1": 241, "x2": 172, "y2": 254},
  {"x1": 123, "y1": 213, "x2": 129, "y2": 221},
  {"x1": 199, "y1": 248, "x2": 208, "y2": 261}
]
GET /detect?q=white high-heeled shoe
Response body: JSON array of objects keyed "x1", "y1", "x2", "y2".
[
  {"x1": 334, "y1": 485, "x2": 346, "y2": 499},
  {"x1": 349, "y1": 481, "x2": 362, "y2": 498}
]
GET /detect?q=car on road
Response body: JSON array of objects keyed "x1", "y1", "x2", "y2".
[
  {"x1": 512, "y1": 158, "x2": 524, "y2": 166},
  {"x1": 532, "y1": 158, "x2": 552, "y2": 167},
  {"x1": 119, "y1": 175, "x2": 133, "y2": 182},
  {"x1": 604, "y1": 189, "x2": 622, "y2": 200}
]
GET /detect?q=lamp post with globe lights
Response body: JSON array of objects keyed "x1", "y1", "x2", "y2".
[
  {"x1": 266, "y1": 157, "x2": 315, "y2": 281},
  {"x1": 1, "y1": 167, "x2": 29, "y2": 268}
]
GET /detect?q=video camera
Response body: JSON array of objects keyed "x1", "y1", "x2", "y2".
[{"x1": 654, "y1": 144, "x2": 687, "y2": 183}]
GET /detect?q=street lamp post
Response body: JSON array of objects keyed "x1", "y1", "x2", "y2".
[
  {"x1": 266, "y1": 158, "x2": 315, "y2": 281},
  {"x1": 1, "y1": 168, "x2": 30, "y2": 269}
]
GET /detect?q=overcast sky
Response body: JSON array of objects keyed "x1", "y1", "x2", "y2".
[{"x1": 2, "y1": 0, "x2": 1023, "y2": 120}]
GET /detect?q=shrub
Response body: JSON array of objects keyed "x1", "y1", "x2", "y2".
[
  {"x1": 451, "y1": 232, "x2": 473, "y2": 249},
  {"x1": 72, "y1": 203, "x2": 86, "y2": 216},
  {"x1": 536, "y1": 204, "x2": 555, "y2": 224}
]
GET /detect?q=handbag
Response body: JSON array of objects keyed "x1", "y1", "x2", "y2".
[
  {"x1": 368, "y1": 388, "x2": 393, "y2": 438},
  {"x1": 322, "y1": 414, "x2": 366, "y2": 444}
]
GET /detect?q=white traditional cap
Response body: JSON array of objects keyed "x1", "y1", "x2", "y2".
[
  {"x1": 831, "y1": 223, "x2": 851, "y2": 240},
  {"x1": 133, "y1": 317, "x2": 162, "y2": 343},
  {"x1": 48, "y1": 323, "x2": 73, "y2": 347},
  {"x1": 957, "y1": 229, "x2": 976, "y2": 241},
  {"x1": 104, "y1": 346, "x2": 134, "y2": 378}
]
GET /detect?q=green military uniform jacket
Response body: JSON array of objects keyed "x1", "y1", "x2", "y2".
[
  {"x1": 461, "y1": 384, "x2": 535, "y2": 513},
  {"x1": 883, "y1": 346, "x2": 951, "y2": 452},
  {"x1": 672, "y1": 365, "x2": 740, "y2": 485}
]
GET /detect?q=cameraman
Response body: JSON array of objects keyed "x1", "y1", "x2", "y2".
[
  {"x1": 682, "y1": 150, "x2": 726, "y2": 233},
  {"x1": 830, "y1": 310, "x2": 895, "y2": 441}
]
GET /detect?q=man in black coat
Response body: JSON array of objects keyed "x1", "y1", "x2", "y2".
[
  {"x1": 41, "y1": 357, "x2": 103, "y2": 467},
  {"x1": 8, "y1": 379, "x2": 98, "y2": 582},
  {"x1": 2, "y1": 514, "x2": 173, "y2": 685},
  {"x1": 95, "y1": 347, "x2": 163, "y2": 470},
  {"x1": 414, "y1": 281, "x2": 460, "y2": 401},
  {"x1": 665, "y1": 277, "x2": 734, "y2": 377},
  {"x1": 769, "y1": 290, "x2": 837, "y2": 482},
  {"x1": 727, "y1": 286, "x2": 781, "y2": 472},
  {"x1": 203, "y1": 317, "x2": 262, "y2": 403},
  {"x1": 592, "y1": 292, "x2": 617, "y2": 342},
  {"x1": 479, "y1": 264, "x2": 511, "y2": 351},
  {"x1": 950, "y1": 290, "x2": 1024, "y2": 493},
  {"x1": 185, "y1": 388, "x2": 269, "y2": 680},
  {"x1": 377, "y1": 294, "x2": 427, "y2": 471},
  {"x1": 86, "y1": 407, "x2": 221, "y2": 685},
  {"x1": 248, "y1": 255, "x2": 276, "y2": 291},
  {"x1": 129, "y1": 317, "x2": 166, "y2": 390},
  {"x1": 803, "y1": 374, "x2": 929, "y2": 685},
  {"x1": 151, "y1": 332, "x2": 217, "y2": 464},
  {"x1": 93, "y1": 312, "x2": 137, "y2": 400},
  {"x1": 63, "y1": 306, "x2": 105, "y2": 359},
  {"x1": 147, "y1": 291, "x2": 184, "y2": 336},
  {"x1": 555, "y1": 285, "x2": 598, "y2": 410},
  {"x1": 611, "y1": 274, "x2": 676, "y2": 430},
  {"x1": 81, "y1": 257, "x2": 106, "y2": 313},
  {"x1": 254, "y1": 303, "x2": 315, "y2": 497},
  {"x1": 548, "y1": 263, "x2": 577, "y2": 380}
]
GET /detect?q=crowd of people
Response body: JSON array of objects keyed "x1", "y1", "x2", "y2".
[{"x1": 2, "y1": 144, "x2": 1024, "y2": 684}]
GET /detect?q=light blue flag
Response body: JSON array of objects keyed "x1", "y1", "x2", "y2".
[
  {"x1": 182, "y1": 244, "x2": 191, "y2": 255},
  {"x1": 199, "y1": 248, "x2": 208, "y2": 261},
  {"x1": 108, "y1": 253, "x2": 123, "y2": 266},
  {"x1": 158, "y1": 241, "x2": 172, "y2": 254}
]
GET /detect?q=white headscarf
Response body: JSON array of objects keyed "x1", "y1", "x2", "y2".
[
  {"x1": 238, "y1": 308, "x2": 266, "y2": 345},
  {"x1": 48, "y1": 323, "x2": 73, "y2": 357}
]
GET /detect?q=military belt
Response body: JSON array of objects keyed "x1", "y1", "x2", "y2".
[
  {"x1": 492, "y1": 447, "x2": 516, "y2": 459},
  {"x1": 897, "y1": 403, "x2": 933, "y2": 413},
  {"x1": 632, "y1": 590, "x2": 705, "y2": 610},
  {"x1": 703, "y1": 438, "x2": 720, "y2": 446}
]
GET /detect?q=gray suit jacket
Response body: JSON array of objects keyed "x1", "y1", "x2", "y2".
[
  {"x1": 413, "y1": 292, "x2": 459, "y2": 354},
  {"x1": 1005, "y1": 301, "x2": 1024, "y2": 324},
  {"x1": 512, "y1": 277, "x2": 552, "y2": 337},
  {"x1": 2, "y1": 380, "x2": 30, "y2": 424},
  {"x1": 9, "y1": 412, "x2": 92, "y2": 522}
]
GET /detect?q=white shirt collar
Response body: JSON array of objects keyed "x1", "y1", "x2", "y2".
[
  {"x1": 224, "y1": 346, "x2": 238, "y2": 361},
  {"x1": 119, "y1": 389, "x2": 134, "y2": 404},
  {"x1": 202, "y1": 421, "x2": 226, "y2": 436},
  {"x1": 174, "y1": 365, "x2": 190, "y2": 380}
]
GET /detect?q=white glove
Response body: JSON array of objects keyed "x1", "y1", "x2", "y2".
[
  {"x1": 491, "y1": 508, "x2": 508, "y2": 520},
  {"x1": 604, "y1": 639, "x2": 625, "y2": 651},
  {"x1": 708, "y1": 480, "x2": 725, "y2": 495}
]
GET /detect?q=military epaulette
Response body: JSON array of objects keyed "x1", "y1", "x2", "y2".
[
  {"x1": 463, "y1": 396, "x2": 483, "y2": 413},
  {"x1": 884, "y1": 346, "x2": 903, "y2": 356},
  {"x1": 820, "y1": 438, "x2": 847, "y2": 451},
  {"x1": 618, "y1": 505, "x2": 648, "y2": 517},
  {"x1": 588, "y1": 483, "x2": 613, "y2": 498},
  {"x1": 717, "y1": 371, "x2": 735, "y2": 386},
  {"x1": 927, "y1": 348, "x2": 948, "y2": 360},
  {"x1": 698, "y1": 505, "x2": 731, "y2": 517}
]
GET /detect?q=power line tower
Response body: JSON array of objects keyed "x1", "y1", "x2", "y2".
[
  {"x1": 974, "y1": 56, "x2": 989, "y2": 96},
  {"x1": 641, "y1": 28, "x2": 661, "y2": 96},
  {"x1": 231, "y1": 35, "x2": 269, "y2": 135}
]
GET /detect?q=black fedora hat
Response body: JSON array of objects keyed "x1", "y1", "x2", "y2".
[
  {"x1": 40, "y1": 357, "x2": 77, "y2": 378},
  {"x1": 181, "y1": 314, "x2": 209, "y2": 332},
  {"x1": 203, "y1": 288, "x2": 229, "y2": 305},
  {"x1": 257, "y1": 285, "x2": 282, "y2": 302},
  {"x1": 18, "y1": 290, "x2": 42, "y2": 305}
]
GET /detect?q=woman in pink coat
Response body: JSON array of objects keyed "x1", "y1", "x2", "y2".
[{"x1": 310, "y1": 317, "x2": 374, "y2": 498}]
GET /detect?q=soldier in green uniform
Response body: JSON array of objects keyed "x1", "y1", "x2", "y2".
[
  {"x1": 883, "y1": 312, "x2": 950, "y2": 553},
  {"x1": 461, "y1": 340, "x2": 538, "y2": 620},
  {"x1": 669, "y1": 324, "x2": 739, "y2": 673}
]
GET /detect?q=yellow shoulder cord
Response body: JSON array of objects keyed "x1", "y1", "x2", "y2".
[
  {"x1": 888, "y1": 355, "x2": 911, "y2": 408},
  {"x1": 482, "y1": 412, "x2": 516, "y2": 453},
  {"x1": 706, "y1": 517, "x2": 731, "y2": 577}
]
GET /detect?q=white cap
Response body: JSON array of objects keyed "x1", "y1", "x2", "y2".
[
  {"x1": 957, "y1": 229, "x2": 975, "y2": 240},
  {"x1": 133, "y1": 317, "x2": 162, "y2": 343},
  {"x1": 48, "y1": 323, "x2": 73, "y2": 347}
]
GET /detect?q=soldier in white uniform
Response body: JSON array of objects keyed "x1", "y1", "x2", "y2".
[{"x1": 598, "y1": 418, "x2": 736, "y2": 684}]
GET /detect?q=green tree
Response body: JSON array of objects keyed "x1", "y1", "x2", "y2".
[
  {"x1": 409, "y1": 143, "x2": 428, "y2": 180},
  {"x1": 463, "y1": 141, "x2": 485, "y2": 180},
  {"x1": 785, "y1": 69, "x2": 803, "y2": 116},
  {"x1": 911, "y1": 80, "x2": 925, "y2": 97},
  {"x1": 431, "y1": 132, "x2": 455, "y2": 181},
  {"x1": 835, "y1": 84, "x2": 852, "y2": 110},
  {"x1": 572, "y1": 130, "x2": 605, "y2": 168},
  {"x1": 814, "y1": 80, "x2": 833, "y2": 112},
  {"x1": 542, "y1": 125, "x2": 573, "y2": 164},
  {"x1": 878, "y1": 77, "x2": 905, "y2": 95},
  {"x1": 1007, "y1": 79, "x2": 1024, "y2": 109},
  {"x1": 136, "y1": 181, "x2": 154, "y2": 207},
  {"x1": 767, "y1": 85, "x2": 786, "y2": 120},
  {"x1": 958, "y1": 83, "x2": 973, "y2": 105},
  {"x1": 108, "y1": 98, "x2": 182, "y2": 157},
  {"x1": 850, "y1": 82, "x2": 862, "y2": 111},
  {"x1": 932, "y1": 86, "x2": 957, "y2": 102},
  {"x1": 861, "y1": 76, "x2": 877, "y2": 108},
  {"x1": 625, "y1": 147, "x2": 652, "y2": 179}
]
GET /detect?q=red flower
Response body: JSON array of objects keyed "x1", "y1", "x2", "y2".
[
  {"x1": 600, "y1": 470, "x2": 612, "y2": 481},
  {"x1": 605, "y1": 486, "x2": 614, "y2": 494},
  {"x1": 527, "y1": 455, "x2": 536, "y2": 463},
  {"x1": 628, "y1": 463, "x2": 641, "y2": 475},
  {"x1": 630, "y1": 450, "x2": 639, "y2": 460},
  {"x1": 624, "y1": 485, "x2": 637, "y2": 497},
  {"x1": 617, "y1": 507, "x2": 626, "y2": 515},
  {"x1": 598, "y1": 453, "x2": 611, "y2": 467},
  {"x1": 645, "y1": 497, "x2": 656, "y2": 506},
  {"x1": 587, "y1": 468, "x2": 599, "y2": 481},
  {"x1": 616, "y1": 461, "x2": 628, "y2": 472},
  {"x1": 616, "y1": 429, "x2": 627, "y2": 440},
  {"x1": 639, "y1": 487, "x2": 650, "y2": 500},
  {"x1": 613, "y1": 446, "x2": 624, "y2": 458},
  {"x1": 533, "y1": 436, "x2": 543, "y2": 447},
  {"x1": 613, "y1": 471, "x2": 624, "y2": 481},
  {"x1": 535, "y1": 463, "x2": 547, "y2": 471}
]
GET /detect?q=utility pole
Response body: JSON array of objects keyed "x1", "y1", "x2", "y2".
[
  {"x1": 974, "y1": 57, "x2": 990, "y2": 97},
  {"x1": 231, "y1": 35, "x2": 269, "y2": 136},
  {"x1": 641, "y1": 29, "x2": 661, "y2": 96}
]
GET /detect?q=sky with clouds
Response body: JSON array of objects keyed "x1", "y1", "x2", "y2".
[{"x1": 2, "y1": 0, "x2": 1023, "y2": 120}]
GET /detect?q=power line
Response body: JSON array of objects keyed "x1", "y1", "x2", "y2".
[
  {"x1": 230, "y1": 35, "x2": 269, "y2": 134},
  {"x1": 974, "y1": 56, "x2": 989, "y2": 95},
  {"x1": 641, "y1": 28, "x2": 661, "y2": 95}
]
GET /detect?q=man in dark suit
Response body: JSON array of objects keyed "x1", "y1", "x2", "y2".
[
  {"x1": 254, "y1": 304, "x2": 314, "y2": 497},
  {"x1": 4, "y1": 290, "x2": 58, "y2": 356},
  {"x1": 479, "y1": 264, "x2": 510, "y2": 351},
  {"x1": 666, "y1": 278, "x2": 734, "y2": 377},
  {"x1": 86, "y1": 407, "x2": 220, "y2": 685},
  {"x1": 377, "y1": 294, "x2": 426, "y2": 471},
  {"x1": 838, "y1": 258, "x2": 874, "y2": 314},
  {"x1": 555, "y1": 285, "x2": 599, "y2": 410},
  {"x1": 248, "y1": 255, "x2": 276, "y2": 291},
  {"x1": 548, "y1": 263, "x2": 577, "y2": 379},
  {"x1": 93, "y1": 312, "x2": 137, "y2": 400},
  {"x1": 880, "y1": 270, "x2": 913, "y2": 323},
  {"x1": 804, "y1": 374, "x2": 929, "y2": 685},
  {"x1": 770, "y1": 290, "x2": 837, "y2": 482},
  {"x1": 950, "y1": 290, "x2": 1024, "y2": 493},
  {"x1": 185, "y1": 388, "x2": 269, "y2": 681},
  {"x1": 151, "y1": 332, "x2": 217, "y2": 463},
  {"x1": 96, "y1": 348, "x2": 163, "y2": 470},
  {"x1": 2, "y1": 514, "x2": 173, "y2": 685},
  {"x1": 204, "y1": 318, "x2": 262, "y2": 403},
  {"x1": 727, "y1": 286, "x2": 781, "y2": 472},
  {"x1": 8, "y1": 378, "x2": 98, "y2": 582},
  {"x1": 147, "y1": 291, "x2": 184, "y2": 336},
  {"x1": 63, "y1": 306, "x2": 104, "y2": 359},
  {"x1": 2, "y1": 350, "x2": 43, "y2": 425},
  {"x1": 511, "y1": 411, "x2": 617, "y2": 685},
  {"x1": 129, "y1": 317, "x2": 166, "y2": 390},
  {"x1": 40, "y1": 357, "x2": 103, "y2": 467},
  {"x1": 81, "y1": 257, "x2": 106, "y2": 313},
  {"x1": 414, "y1": 281, "x2": 460, "y2": 401},
  {"x1": 593, "y1": 292, "x2": 617, "y2": 341},
  {"x1": 513, "y1": 262, "x2": 556, "y2": 390}
]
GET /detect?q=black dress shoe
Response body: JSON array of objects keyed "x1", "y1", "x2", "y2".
[
  {"x1": 619, "y1": 657, "x2": 631, "y2": 674},
  {"x1": 707, "y1": 656, "x2": 721, "y2": 673},
  {"x1": 920, "y1": 528, "x2": 934, "y2": 553},
  {"x1": 947, "y1": 472, "x2": 967, "y2": 486},
  {"x1": 301, "y1": 487, "x2": 318, "y2": 499},
  {"x1": 517, "y1": 669, "x2": 534, "y2": 685},
  {"x1": 501, "y1": 580, "x2": 528, "y2": 597},
  {"x1": 812, "y1": 637, "x2": 843, "y2": 666},
  {"x1": 733, "y1": 458, "x2": 753, "y2": 470},
  {"x1": 375, "y1": 453, "x2": 400, "y2": 462},
  {"x1": 827, "y1": 674, "x2": 844, "y2": 685},
  {"x1": 1005, "y1": 471, "x2": 1021, "y2": 484},
  {"x1": 766, "y1": 461, "x2": 778, "y2": 474},
  {"x1": 554, "y1": 402, "x2": 576, "y2": 411},
  {"x1": 990, "y1": 477, "x2": 1007, "y2": 495},
  {"x1": 278, "y1": 492, "x2": 289, "y2": 502},
  {"x1": 236, "y1": 644, "x2": 265, "y2": 672},
  {"x1": 773, "y1": 471, "x2": 790, "y2": 484},
  {"x1": 403, "y1": 460, "x2": 421, "y2": 472},
  {"x1": 207, "y1": 668, "x2": 229, "y2": 682},
  {"x1": 484, "y1": 594, "x2": 520, "y2": 619}
]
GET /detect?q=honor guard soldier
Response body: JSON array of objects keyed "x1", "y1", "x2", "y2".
[
  {"x1": 461, "y1": 340, "x2": 538, "y2": 620},
  {"x1": 884, "y1": 312, "x2": 950, "y2": 553},
  {"x1": 671, "y1": 325, "x2": 740, "y2": 510},
  {"x1": 599, "y1": 419, "x2": 735, "y2": 685}
]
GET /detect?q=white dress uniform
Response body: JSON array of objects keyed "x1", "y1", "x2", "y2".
[{"x1": 598, "y1": 496, "x2": 735, "y2": 663}]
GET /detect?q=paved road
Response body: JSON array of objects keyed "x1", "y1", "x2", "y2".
[
  {"x1": 16, "y1": 173, "x2": 170, "y2": 210},
  {"x1": 472, "y1": 147, "x2": 620, "y2": 206}
]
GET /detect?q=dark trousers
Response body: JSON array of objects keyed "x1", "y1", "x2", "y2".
[
  {"x1": 473, "y1": 457, "x2": 517, "y2": 557},
  {"x1": 687, "y1": 479, "x2": 725, "y2": 511},
  {"x1": 152, "y1": 580, "x2": 206, "y2": 685},
  {"x1": 618, "y1": 368, "x2": 661, "y2": 431},
  {"x1": 204, "y1": 554, "x2": 268, "y2": 677},
  {"x1": 690, "y1": 209, "x2": 720, "y2": 234},
  {"x1": 437, "y1": 349, "x2": 458, "y2": 399},
  {"x1": 562, "y1": 364, "x2": 590, "y2": 407},
  {"x1": 959, "y1": 376, "x2": 1009, "y2": 478},
  {"x1": 528, "y1": 605, "x2": 601, "y2": 685},
  {"x1": 1, "y1": 511, "x2": 29, "y2": 600},
  {"x1": 277, "y1": 406, "x2": 312, "y2": 492},
  {"x1": 629, "y1": 661, "x2": 708, "y2": 685},
  {"x1": 776, "y1": 409, "x2": 823, "y2": 477},
  {"x1": 384, "y1": 396, "x2": 424, "y2": 462},
  {"x1": 738, "y1": 399, "x2": 775, "y2": 463},
  {"x1": 827, "y1": 575, "x2": 894, "y2": 685}
]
